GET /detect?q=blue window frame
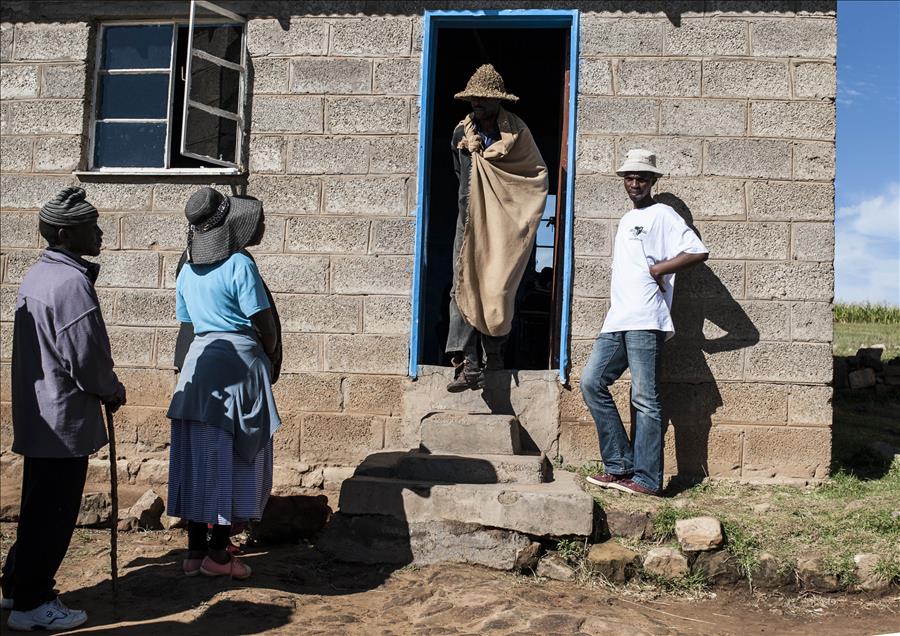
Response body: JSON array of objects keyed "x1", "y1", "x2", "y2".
[{"x1": 409, "y1": 9, "x2": 580, "y2": 383}]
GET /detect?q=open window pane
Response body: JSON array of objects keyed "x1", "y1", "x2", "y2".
[
  {"x1": 99, "y1": 74, "x2": 169, "y2": 119},
  {"x1": 191, "y1": 24, "x2": 243, "y2": 64},
  {"x1": 94, "y1": 122, "x2": 166, "y2": 167},
  {"x1": 102, "y1": 25, "x2": 173, "y2": 69},
  {"x1": 183, "y1": 107, "x2": 237, "y2": 164},
  {"x1": 189, "y1": 57, "x2": 240, "y2": 112}
]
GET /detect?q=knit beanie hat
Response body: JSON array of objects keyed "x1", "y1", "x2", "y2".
[{"x1": 40, "y1": 187, "x2": 99, "y2": 227}]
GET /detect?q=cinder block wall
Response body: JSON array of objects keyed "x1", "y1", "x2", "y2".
[{"x1": 0, "y1": 1, "x2": 835, "y2": 490}]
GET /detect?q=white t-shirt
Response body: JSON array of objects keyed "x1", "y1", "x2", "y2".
[{"x1": 601, "y1": 202, "x2": 708, "y2": 339}]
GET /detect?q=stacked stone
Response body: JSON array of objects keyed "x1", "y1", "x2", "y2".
[{"x1": 835, "y1": 346, "x2": 900, "y2": 393}]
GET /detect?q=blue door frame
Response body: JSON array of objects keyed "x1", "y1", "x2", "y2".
[{"x1": 408, "y1": 9, "x2": 580, "y2": 383}]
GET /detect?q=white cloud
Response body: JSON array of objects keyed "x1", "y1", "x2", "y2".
[{"x1": 835, "y1": 182, "x2": 900, "y2": 305}]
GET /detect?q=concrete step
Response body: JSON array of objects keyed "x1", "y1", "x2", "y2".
[
  {"x1": 352, "y1": 451, "x2": 548, "y2": 484},
  {"x1": 420, "y1": 412, "x2": 521, "y2": 455},
  {"x1": 336, "y1": 470, "x2": 594, "y2": 537}
]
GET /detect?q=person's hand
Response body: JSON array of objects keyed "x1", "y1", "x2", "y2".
[
  {"x1": 102, "y1": 382, "x2": 127, "y2": 413},
  {"x1": 649, "y1": 264, "x2": 667, "y2": 292}
]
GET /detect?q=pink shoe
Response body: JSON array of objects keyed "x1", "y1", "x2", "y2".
[
  {"x1": 182, "y1": 558, "x2": 203, "y2": 577},
  {"x1": 200, "y1": 555, "x2": 252, "y2": 580}
]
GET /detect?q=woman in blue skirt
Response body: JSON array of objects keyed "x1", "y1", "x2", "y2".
[{"x1": 166, "y1": 187, "x2": 281, "y2": 580}]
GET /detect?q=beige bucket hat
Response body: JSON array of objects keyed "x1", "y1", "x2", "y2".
[
  {"x1": 454, "y1": 64, "x2": 519, "y2": 103},
  {"x1": 617, "y1": 148, "x2": 664, "y2": 176}
]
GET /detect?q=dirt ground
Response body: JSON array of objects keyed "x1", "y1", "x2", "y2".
[{"x1": 1, "y1": 525, "x2": 897, "y2": 636}]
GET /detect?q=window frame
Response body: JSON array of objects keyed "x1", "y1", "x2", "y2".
[{"x1": 85, "y1": 12, "x2": 247, "y2": 176}]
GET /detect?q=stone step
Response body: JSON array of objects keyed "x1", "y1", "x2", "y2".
[
  {"x1": 420, "y1": 412, "x2": 521, "y2": 455},
  {"x1": 336, "y1": 470, "x2": 594, "y2": 537},
  {"x1": 352, "y1": 451, "x2": 548, "y2": 485}
]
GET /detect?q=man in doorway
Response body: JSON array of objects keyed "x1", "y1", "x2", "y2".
[
  {"x1": 2, "y1": 187, "x2": 126, "y2": 631},
  {"x1": 445, "y1": 63, "x2": 549, "y2": 392},
  {"x1": 580, "y1": 150, "x2": 708, "y2": 496}
]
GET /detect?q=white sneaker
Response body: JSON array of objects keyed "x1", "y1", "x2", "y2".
[{"x1": 7, "y1": 597, "x2": 87, "y2": 631}]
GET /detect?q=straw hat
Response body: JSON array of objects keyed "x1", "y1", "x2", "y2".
[
  {"x1": 454, "y1": 64, "x2": 519, "y2": 103},
  {"x1": 616, "y1": 149, "x2": 664, "y2": 176},
  {"x1": 184, "y1": 187, "x2": 262, "y2": 265}
]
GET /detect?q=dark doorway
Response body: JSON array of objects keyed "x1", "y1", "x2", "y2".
[{"x1": 420, "y1": 27, "x2": 569, "y2": 370}]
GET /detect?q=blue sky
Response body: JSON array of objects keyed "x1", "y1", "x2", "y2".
[{"x1": 835, "y1": 0, "x2": 900, "y2": 305}]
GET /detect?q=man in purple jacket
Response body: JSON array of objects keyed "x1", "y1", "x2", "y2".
[{"x1": 2, "y1": 187, "x2": 126, "y2": 632}]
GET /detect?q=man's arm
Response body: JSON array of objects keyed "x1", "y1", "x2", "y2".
[
  {"x1": 650, "y1": 251, "x2": 709, "y2": 290},
  {"x1": 56, "y1": 308, "x2": 126, "y2": 411}
]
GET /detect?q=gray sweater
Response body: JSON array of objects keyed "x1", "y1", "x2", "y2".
[{"x1": 11, "y1": 249, "x2": 120, "y2": 457}]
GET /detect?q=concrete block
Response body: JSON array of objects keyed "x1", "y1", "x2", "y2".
[
  {"x1": 695, "y1": 221, "x2": 789, "y2": 260},
  {"x1": 1, "y1": 102, "x2": 10, "y2": 134},
  {"x1": 33, "y1": 136, "x2": 81, "y2": 172},
  {"x1": 7, "y1": 100, "x2": 83, "y2": 135},
  {"x1": 153, "y1": 327, "x2": 178, "y2": 368},
  {"x1": 792, "y1": 222, "x2": 833, "y2": 261},
  {"x1": 374, "y1": 58, "x2": 420, "y2": 95},
  {"x1": 364, "y1": 295, "x2": 410, "y2": 334},
  {"x1": 300, "y1": 413, "x2": 384, "y2": 463},
  {"x1": 0, "y1": 23, "x2": 12, "y2": 62},
  {"x1": 289, "y1": 57, "x2": 371, "y2": 94},
  {"x1": 1, "y1": 64, "x2": 38, "y2": 98},
  {"x1": 702, "y1": 60, "x2": 789, "y2": 98},
  {"x1": 577, "y1": 97, "x2": 657, "y2": 135},
  {"x1": 393, "y1": 452, "x2": 546, "y2": 485},
  {"x1": 0, "y1": 137, "x2": 31, "y2": 172},
  {"x1": 663, "y1": 421, "x2": 743, "y2": 479},
  {"x1": 249, "y1": 217, "x2": 285, "y2": 254},
  {"x1": 369, "y1": 136, "x2": 418, "y2": 174},
  {"x1": 248, "y1": 135, "x2": 284, "y2": 173},
  {"x1": 285, "y1": 136, "x2": 368, "y2": 175},
  {"x1": 749, "y1": 181, "x2": 833, "y2": 221},
  {"x1": 14, "y1": 22, "x2": 88, "y2": 61},
  {"x1": 655, "y1": 179, "x2": 745, "y2": 220},
  {"x1": 285, "y1": 216, "x2": 369, "y2": 254},
  {"x1": 370, "y1": 218, "x2": 414, "y2": 255},
  {"x1": 616, "y1": 137, "x2": 701, "y2": 177},
  {"x1": 793, "y1": 62, "x2": 835, "y2": 99},
  {"x1": 742, "y1": 426, "x2": 830, "y2": 482},
  {"x1": 793, "y1": 142, "x2": 835, "y2": 181},
  {"x1": 83, "y1": 182, "x2": 152, "y2": 211},
  {"x1": 324, "y1": 177, "x2": 407, "y2": 216},
  {"x1": 731, "y1": 300, "x2": 791, "y2": 341},
  {"x1": 751, "y1": 101, "x2": 834, "y2": 140},
  {"x1": 789, "y1": 385, "x2": 832, "y2": 426},
  {"x1": 250, "y1": 57, "x2": 288, "y2": 94},
  {"x1": 330, "y1": 17, "x2": 411, "y2": 56},
  {"x1": 121, "y1": 213, "x2": 186, "y2": 250},
  {"x1": 579, "y1": 58, "x2": 613, "y2": 95},
  {"x1": 713, "y1": 382, "x2": 788, "y2": 424},
  {"x1": 253, "y1": 254, "x2": 328, "y2": 294},
  {"x1": 790, "y1": 301, "x2": 832, "y2": 342},
  {"x1": 420, "y1": 412, "x2": 521, "y2": 455},
  {"x1": 674, "y1": 261, "x2": 745, "y2": 299},
  {"x1": 659, "y1": 99, "x2": 747, "y2": 136},
  {"x1": 272, "y1": 372, "x2": 341, "y2": 413},
  {"x1": 331, "y1": 255, "x2": 411, "y2": 295},
  {"x1": 346, "y1": 374, "x2": 407, "y2": 416},
  {"x1": 705, "y1": 139, "x2": 791, "y2": 179},
  {"x1": 0, "y1": 174, "x2": 71, "y2": 210},
  {"x1": 275, "y1": 293, "x2": 360, "y2": 333},
  {"x1": 616, "y1": 59, "x2": 701, "y2": 97},
  {"x1": 280, "y1": 333, "x2": 322, "y2": 373},
  {"x1": 747, "y1": 262, "x2": 832, "y2": 301},
  {"x1": 1, "y1": 286, "x2": 19, "y2": 320},
  {"x1": 575, "y1": 136, "x2": 615, "y2": 174},
  {"x1": 573, "y1": 257, "x2": 611, "y2": 298},
  {"x1": 557, "y1": 420, "x2": 600, "y2": 466},
  {"x1": 661, "y1": 341, "x2": 745, "y2": 382},
  {"x1": 0, "y1": 212, "x2": 38, "y2": 248},
  {"x1": 40, "y1": 63, "x2": 86, "y2": 98},
  {"x1": 115, "y1": 367, "x2": 174, "y2": 406},
  {"x1": 273, "y1": 412, "x2": 301, "y2": 461},
  {"x1": 150, "y1": 183, "x2": 204, "y2": 212},
  {"x1": 581, "y1": 18, "x2": 663, "y2": 55},
  {"x1": 247, "y1": 18, "x2": 328, "y2": 56},
  {"x1": 745, "y1": 342, "x2": 832, "y2": 383},
  {"x1": 114, "y1": 290, "x2": 176, "y2": 327},
  {"x1": 324, "y1": 334, "x2": 407, "y2": 374},
  {"x1": 573, "y1": 175, "x2": 628, "y2": 218},
  {"x1": 751, "y1": 18, "x2": 836, "y2": 58},
  {"x1": 569, "y1": 339, "x2": 595, "y2": 377},
  {"x1": 95, "y1": 251, "x2": 159, "y2": 288},
  {"x1": 573, "y1": 218, "x2": 611, "y2": 257},
  {"x1": 2, "y1": 250, "x2": 39, "y2": 283},
  {"x1": 115, "y1": 406, "x2": 168, "y2": 450},
  {"x1": 571, "y1": 297, "x2": 608, "y2": 339},
  {"x1": 251, "y1": 95, "x2": 323, "y2": 133},
  {"x1": 247, "y1": 176, "x2": 320, "y2": 213},
  {"x1": 326, "y1": 96, "x2": 409, "y2": 134},
  {"x1": 664, "y1": 18, "x2": 747, "y2": 55}
]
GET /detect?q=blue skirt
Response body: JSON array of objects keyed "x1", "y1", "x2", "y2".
[{"x1": 167, "y1": 419, "x2": 273, "y2": 526}]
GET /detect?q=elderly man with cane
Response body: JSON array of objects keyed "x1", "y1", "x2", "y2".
[{"x1": 1, "y1": 187, "x2": 126, "y2": 631}]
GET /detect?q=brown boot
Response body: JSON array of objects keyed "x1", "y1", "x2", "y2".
[{"x1": 446, "y1": 359, "x2": 484, "y2": 392}]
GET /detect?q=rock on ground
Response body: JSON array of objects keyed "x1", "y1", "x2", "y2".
[
  {"x1": 643, "y1": 547, "x2": 689, "y2": 578},
  {"x1": 797, "y1": 556, "x2": 841, "y2": 592},
  {"x1": 603, "y1": 508, "x2": 653, "y2": 540},
  {"x1": 536, "y1": 553, "x2": 576, "y2": 581},
  {"x1": 126, "y1": 489, "x2": 164, "y2": 530},
  {"x1": 515, "y1": 541, "x2": 542, "y2": 571},
  {"x1": 693, "y1": 550, "x2": 742, "y2": 586},
  {"x1": 587, "y1": 541, "x2": 641, "y2": 583},
  {"x1": 675, "y1": 516, "x2": 723, "y2": 552},
  {"x1": 848, "y1": 368, "x2": 876, "y2": 390},
  {"x1": 77, "y1": 492, "x2": 112, "y2": 527},
  {"x1": 751, "y1": 551, "x2": 792, "y2": 589},
  {"x1": 853, "y1": 553, "x2": 891, "y2": 592}
]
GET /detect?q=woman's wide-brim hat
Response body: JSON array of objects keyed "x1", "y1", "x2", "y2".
[
  {"x1": 454, "y1": 64, "x2": 519, "y2": 103},
  {"x1": 184, "y1": 187, "x2": 261, "y2": 265},
  {"x1": 616, "y1": 148, "x2": 664, "y2": 176}
]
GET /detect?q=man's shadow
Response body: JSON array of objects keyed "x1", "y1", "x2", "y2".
[{"x1": 652, "y1": 193, "x2": 760, "y2": 491}]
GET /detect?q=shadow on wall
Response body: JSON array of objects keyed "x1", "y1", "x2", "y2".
[{"x1": 653, "y1": 193, "x2": 760, "y2": 489}]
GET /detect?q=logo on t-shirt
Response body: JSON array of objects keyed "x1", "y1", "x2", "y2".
[{"x1": 629, "y1": 225, "x2": 646, "y2": 239}]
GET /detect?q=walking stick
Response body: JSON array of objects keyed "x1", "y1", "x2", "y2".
[{"x1": 105, "y1": 405, "x2": 118, "y2": 599}]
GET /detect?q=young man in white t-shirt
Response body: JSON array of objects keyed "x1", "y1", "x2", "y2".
[{"x1": 580, "y1": 149, "x2": 709, "y2": 496}]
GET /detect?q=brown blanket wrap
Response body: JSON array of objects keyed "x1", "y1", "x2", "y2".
[{"x1": 455, "y1": 108, "x2": 549, "y2": 337}]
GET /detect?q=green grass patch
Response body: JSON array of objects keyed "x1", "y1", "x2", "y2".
[
  {"x1": 834, "y1": 302, "x2": 900, "y2": 324},
  {"x1": 641, "y1": 571, "x2": 709, "y2": 594},
  {"x1": 833, "y1": 322, "x2": 900, "y2": 358}
]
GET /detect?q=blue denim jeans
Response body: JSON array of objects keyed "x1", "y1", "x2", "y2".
[{"x1": 580, "y1": 330, "x2": 665, "y2": 492}]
